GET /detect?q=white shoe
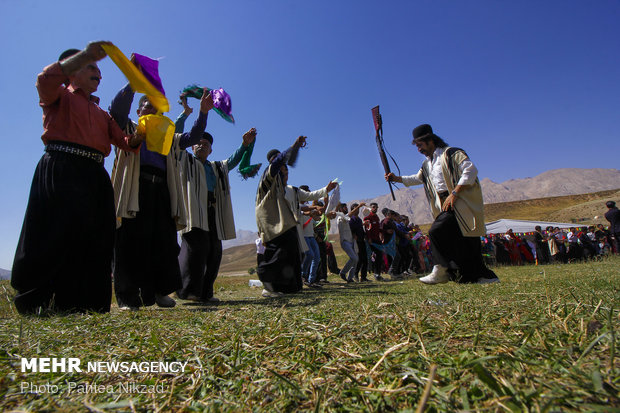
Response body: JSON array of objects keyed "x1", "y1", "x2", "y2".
[
  {"x1": 155, "y1": 294, "x2": 176, "y2": 308},
  {"x1": 476, "y1": 277, "x2": 500, "y2": 284},
  {"x1": 119, "y1": 305, "x2": 138, "y2": 311},
  {"x1": 419, "y1": 266, "x2": 450, "y2": 285},
  {"x1": 262, "y1": 289, "x2": 284, "y2": 298}
]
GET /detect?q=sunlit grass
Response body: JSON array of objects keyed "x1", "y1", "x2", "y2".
[{"x1": 0, "y1": 256, "x2": 618, "y2": 412}]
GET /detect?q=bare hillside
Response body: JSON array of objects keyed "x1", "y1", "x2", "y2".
[{"x1": 352, "y1": 168, "x2": 620, "y2": 226}]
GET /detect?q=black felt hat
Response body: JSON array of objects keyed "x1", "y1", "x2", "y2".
[
  {"x1": 267, "y1": 149, "x2": 280, "y2": 162},
  {"x1": 202, "y1": 132, "x2": 213, "y2": 144},
  {"x1": 412, "y1": 124, "x2": 434, "y2": 141}
]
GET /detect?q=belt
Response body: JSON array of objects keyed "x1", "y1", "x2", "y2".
[
  {"x1": 45, "y1": 142, "x2": 104, "y2": 164},
  {"x1": 140, "y1": 171, "x2": 165, "y2": 184}
]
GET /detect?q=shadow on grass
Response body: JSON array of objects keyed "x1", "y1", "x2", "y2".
[{"x1": 179, "y1": 281, "x2": 408, "y2": 311}]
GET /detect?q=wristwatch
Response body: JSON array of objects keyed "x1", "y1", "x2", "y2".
[{"x1": 451, "y1": 190, "x2": 458, "y2": 197}]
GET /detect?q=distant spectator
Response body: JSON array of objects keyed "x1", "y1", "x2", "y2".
[
  {"x1": 578, "y1": 227, "x2": 597, "y2": 259},
  {"x1": 605, "y1": 201, "x2": 620, "y2": 254},
  {"x1": 598, "y1": 236, "x2": 611, "y2": 256},
  {"x1": 553, "y1": 228, "x2": 568, "y2": 263},
  {"x1": 546, "y1": 226, "x2": 561, "y2": 262},
  {"x1": 594, "y1": 224, "x2": 609, "y2": 243},
  {"x1": 566, "y1": 227, "x2": 583, "y2": 262},
  {"x1": 534, "y1": 226, "x2": 550, "y2": 264},
  {"x1": 504, "y1": 229, "x2": 522, "y2": 265}
]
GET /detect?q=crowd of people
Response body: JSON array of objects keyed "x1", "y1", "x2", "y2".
[
  {"x1": 483, "y1": 218, "x2": 619, "y2": 266},
  {"x1": 283, "y1": 203, "x2": 438, "y2": 285},
  {"x1": 10, "y1": 41, "x2": 618, "y2": 315},
  {"x1": 256, "y1": 122, "x2": 501, "y2": 296}
]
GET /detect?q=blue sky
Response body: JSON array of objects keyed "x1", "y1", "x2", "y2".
[{"x1": 0, "y1": 1, "x2": 619, "y2": 269}]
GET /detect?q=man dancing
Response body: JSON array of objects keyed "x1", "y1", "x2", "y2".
[
  {"x1": 176, "y1": 122, "x2": 258, "y2": 302},
  {"x1": 12, "y1": 42, "x2": 144, "y2": 314},
  {"x1": 255, "y1": 136, "x2": 336, "y2": 296},
  {"x1": 386, "y1": 124, "x2": 499, "y2": 285},
  {"x1": 110, "y1": 83, "x2": 214, "y2": 309}
]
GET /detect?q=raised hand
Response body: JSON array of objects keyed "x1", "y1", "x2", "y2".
[
  {"x1": 85, "y1": 41, "x2": 112, "y2": 61},
  {"x1": 242, "y1": 128, "x2": 257, "y2": 146},
  {"x1": 294, "y1": 136, "x2": 307, "y2": 148},
  {"x1": 180, "y1": 97, "x2": 193, "y2": 116},
  {"x1": 326, "y1": 180, "x2": 338, "y2": 192},
  {"x1": 200, "y1": 88, "x2": 215, "y2": 114}
]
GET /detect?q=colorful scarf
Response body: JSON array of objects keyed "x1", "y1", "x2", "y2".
[
  {"x1": 101, "y1": 44, "x2": 169, "y2": 113},
  {"x1": 237, "y1": 141, "x2": 262, "y2": 179},
  {"x1": 180, "y1": 85, "x2": 235, "y2": 124}
]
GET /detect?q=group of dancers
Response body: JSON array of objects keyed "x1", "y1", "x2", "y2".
[{"x1": 11, "y1": 41, "x2": 499, "y2": 315}]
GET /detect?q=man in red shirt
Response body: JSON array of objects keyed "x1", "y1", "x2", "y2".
[
  {"x1": 363, "y1": 202, "x2": 384, "y2": 281},
  {"x1": 11, "y1": 41, "x2": 143, "y2": 315}
]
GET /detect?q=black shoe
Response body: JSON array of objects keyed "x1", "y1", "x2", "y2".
[{"x1": 340, "y1": 272, "x2": 347, "y2": 281}]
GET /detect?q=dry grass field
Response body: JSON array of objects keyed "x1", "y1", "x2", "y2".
[
  {"x1": 1, "y1": 257, "x2": 618, "y2": 412},
  {"x1": 1, "y1": 188, "x2": 618, "y2": 412}
]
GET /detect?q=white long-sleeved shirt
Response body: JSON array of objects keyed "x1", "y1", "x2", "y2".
[
  {"x1": 402, "y1": 147, "x2": 477, "y2": 190},
  {"x1": 335, "y1": 212, "x2": 353, "y2": 243}
]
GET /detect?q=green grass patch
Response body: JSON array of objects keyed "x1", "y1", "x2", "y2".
[{"x1": 1, "y1": 257, "x2": 618, "y2": 412}]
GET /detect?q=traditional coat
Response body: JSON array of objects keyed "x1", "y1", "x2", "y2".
[
  {"x1": 418, "y1": 147, "x2": 485, "y2": 237},
  {"x1": 177, "y1": 146, "x2": 236, "y2": 241},
  {"x1": 111, "y1": 125, "x2": 187, "y2": 231}
]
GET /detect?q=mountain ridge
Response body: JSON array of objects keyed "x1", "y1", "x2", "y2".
[{"x1": 221, "y1": 167, "x2": 619, "y2": 249}]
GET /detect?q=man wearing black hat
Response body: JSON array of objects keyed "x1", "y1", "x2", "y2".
[
  {"x1": 176, "y1": 127, "x2": 258, "y2": 302},
  {"x1": 386, "y1": 124, "x2": 499, "y2": 285},
  {"x1": 11, "y1": 42, "x2": 146, "y2": 314},
  {"x1": 605, "y1": 201, "x2": 620, "y2": 254}
]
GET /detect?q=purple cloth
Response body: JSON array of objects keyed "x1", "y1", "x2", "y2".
[
  {"x1": 132, "y1": 53, "x2": 166, "y2": 96},
  {"x1": 210, "y1": 88, "x2": 232, "y2": 116}
]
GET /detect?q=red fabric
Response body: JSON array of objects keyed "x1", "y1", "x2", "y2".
[
  {"x1": 303, "y1": 217, "x2": 313, "y2": 228},
  {"x1": 36, "y1": 62, "x2": 137, "y2": 156},
  {"x1": 363, "y1": 212, "x2": 381, "y2": 242}
]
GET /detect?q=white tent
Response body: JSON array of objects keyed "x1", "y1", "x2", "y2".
[{"x1": 485, "y1": 219, "x2": 575, "y2": 235}]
